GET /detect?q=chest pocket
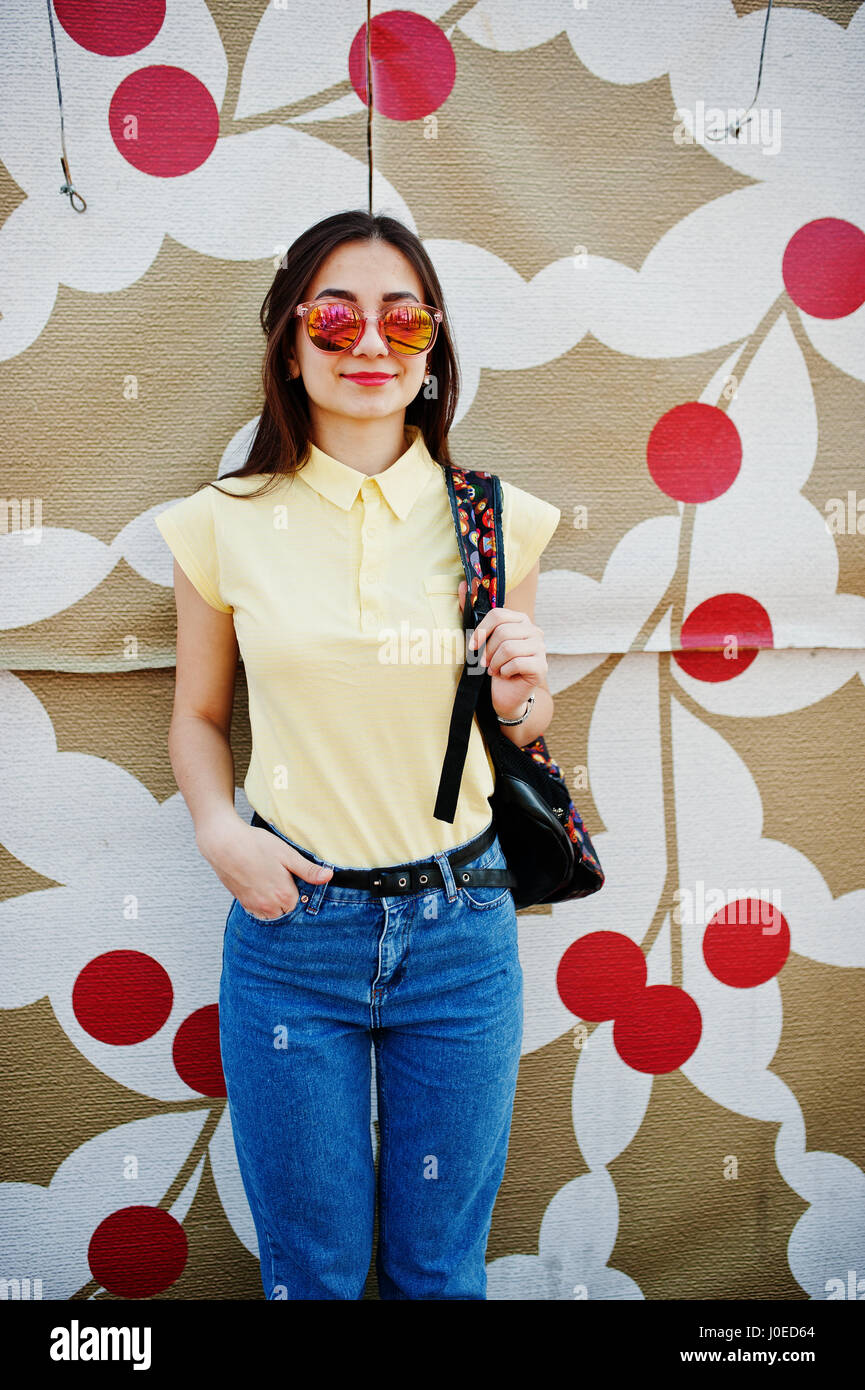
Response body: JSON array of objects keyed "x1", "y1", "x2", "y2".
[{"x1": 423, "y1": 572, "x2": 465, "y2": 634}]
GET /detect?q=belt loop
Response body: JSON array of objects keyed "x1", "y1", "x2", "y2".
[
  {"x1": 305, "y1": 863, "x2": 333, "y2": 915},
  {"x1": 434, "y1": 850, "x2": 458, "y2": 903}
]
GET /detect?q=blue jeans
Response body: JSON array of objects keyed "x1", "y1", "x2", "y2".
[{"x1": 218, "y1": 813, "x2": 523, "y2": 1300}]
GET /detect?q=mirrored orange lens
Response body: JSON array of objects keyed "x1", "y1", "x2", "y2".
[
  {"x1": 382, "y1": 305, "x2": 434, "y2": 354},
  {"x1": 307, "y1": 302, "x2": 359, "y2": 352}
]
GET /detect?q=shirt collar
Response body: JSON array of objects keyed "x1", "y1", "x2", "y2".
[{"x1": 297, "y1": 424, "x2": 439, "y2": 520}]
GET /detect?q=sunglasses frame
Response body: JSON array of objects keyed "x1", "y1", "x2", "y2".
[{"x1": 295, "y1": 297, "x2": 443, "y2": 356}]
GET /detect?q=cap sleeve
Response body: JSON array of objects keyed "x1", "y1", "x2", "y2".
[
  {"x1": 155, "y1": 486, "x2": 233, "y2": 613},
  {"x1": 500, "y1": 479, "x2": 561, "y2": 592}
]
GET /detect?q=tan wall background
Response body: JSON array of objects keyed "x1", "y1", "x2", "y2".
[{"x1": 1, "y1": 0, "x2": 864, "y2": 1301}]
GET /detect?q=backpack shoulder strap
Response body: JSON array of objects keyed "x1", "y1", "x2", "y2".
[
  {"x1": 433, "y1": 464, "x2": 503, "y2": 823},
  {"x1": 446, "y1": 463, "x2": 503, "y2": 613}
]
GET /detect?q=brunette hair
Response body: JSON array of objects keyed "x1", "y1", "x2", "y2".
[{"x1": 209, "y1": 209, "x2": 461, "y2": 500}]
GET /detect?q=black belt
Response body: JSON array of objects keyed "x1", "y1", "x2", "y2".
[{"x1": 251, "y1": 812, "x2": 517, "y2": 898}]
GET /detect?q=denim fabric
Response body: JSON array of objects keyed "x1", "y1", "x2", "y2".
[{"x1": 218, "y1": 813, "x2": 523, "y2": 1300}]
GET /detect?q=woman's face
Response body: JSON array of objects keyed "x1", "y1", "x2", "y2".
[{"x1": 290, "y1": 239, "x2": 432, "y2": 427}]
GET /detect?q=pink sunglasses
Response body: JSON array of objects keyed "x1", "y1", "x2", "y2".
[{"x1": 296, "y1": 298, "x2": 442, "y2": 356}]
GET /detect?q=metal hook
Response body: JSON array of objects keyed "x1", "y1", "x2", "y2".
[
  {"x1": 59, "y1": 153, "x2": 86, "y2": 213},
  {"x1": 705, "y1": 0, "x2": 774, "y2": 142}
]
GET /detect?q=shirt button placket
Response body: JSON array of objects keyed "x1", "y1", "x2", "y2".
[{"x1": 360, "y1": 482, "x2": 383, "y2": 632}]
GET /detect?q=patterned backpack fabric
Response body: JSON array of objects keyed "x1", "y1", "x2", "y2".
[{"x1": 433, "y1": 464, "x2": 605, "y2": 910}]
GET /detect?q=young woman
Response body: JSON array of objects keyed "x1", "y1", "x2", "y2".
[{"x1": 156, "y1": 209, "x2": 561, "y2": 1300}]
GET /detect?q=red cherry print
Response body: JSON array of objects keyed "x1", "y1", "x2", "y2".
[
  {"x1": 647, "y1": 402, "x2": 742, "y2": 503},
  {"x1": 783, "y1": 218, "x2": 865, "y2": 319},
  {"x1": 109, "y1": 67, "x2": 219, "y2": 176},
  {"x1": 72, "y1": 951, "x2": 173, "y2": 1045},
  {"x1": 349, "y1": 11, "x2": 456, "y2": 119},
  {"x1": 613, "y1": 985, "x2": 702, "y2": 1074},
  {"x1": 557, "y1": 931, "x2": 647, "y2": 1021},
  {"x1": 703, "y1": 898, "x2": 791, "y2": 987},
  {"x1": 54, "y1": 0, "x2": 166, "y2": 56},
  {"x1": 172, "y1": 1004, "x2": 225, "y2": 1097},
  {"x1": 673, "y1": 593, "x2": 773, "y2": 682},
  {"x1": 89, "y1": 1206, "x2": 187, "y2": 1298}
]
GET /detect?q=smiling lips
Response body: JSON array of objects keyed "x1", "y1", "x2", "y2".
[{"x1": 342, "y1": 372, "x2": 395, "y2": 385}]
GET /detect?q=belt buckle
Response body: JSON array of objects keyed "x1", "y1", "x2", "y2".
[
  {"x1": 369, "y1": 864, "x2": 438, "y2": 896},
  {"x1": 368, "y1": 868, "x2": 409, "y2": 896}
]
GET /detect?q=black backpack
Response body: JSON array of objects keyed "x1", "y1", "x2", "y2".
[{"x1": 433, "y1": 463, "x2": 605, "y2": 911}]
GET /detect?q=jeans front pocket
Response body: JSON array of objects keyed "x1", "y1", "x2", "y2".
[
  {"x1": 456, "y1": 840, "x2": 514, "y2": 911},
  {"x1": 237, "y1": 881, "x2": 311, "y2": 926}
]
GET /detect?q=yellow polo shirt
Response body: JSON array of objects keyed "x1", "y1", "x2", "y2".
[{"x1": 155, "y1": 424, "x2": 560, "y2": 868}]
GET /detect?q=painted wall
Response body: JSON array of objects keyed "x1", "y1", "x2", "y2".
[{"x1": 1, "y1": 0, "x2": 863, "y2": 1301}]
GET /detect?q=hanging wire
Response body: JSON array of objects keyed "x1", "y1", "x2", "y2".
[
  {"x1": 46, "y1": 0, "x2": 86, "y2": 211},
  {"x1": 705, "y1": 0, "x2": 774, "y2": 142}
]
